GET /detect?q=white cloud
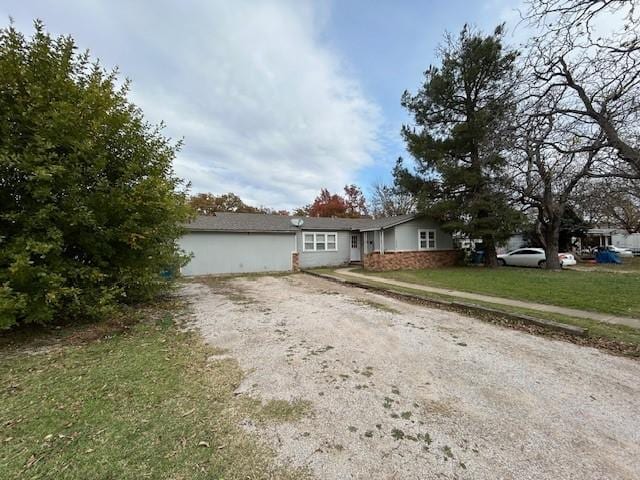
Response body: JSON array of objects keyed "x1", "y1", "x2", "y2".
[{"x1": 3, "y1": 0, "x2": 381, "y2": 210}]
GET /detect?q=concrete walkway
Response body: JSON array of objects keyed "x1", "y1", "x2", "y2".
[{"x1": 334, "y1": 268, "x2": 640, "y2": 330}]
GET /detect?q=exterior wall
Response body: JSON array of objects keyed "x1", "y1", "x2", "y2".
[
  {"x1": 499, "y1": 234, "x2": 527, "y2": 254},
  {"x1": 364, "y1": 231, "x2": 375, "y2": 254},
  {"x1": 612, "y1": 232, "x2": 640, "y2": 252},
  {"x1": 363, "y1": 250, "x2": 460, "y2": 271},
  {"x1": 393, "y1": 218, "x2": 454, "y2": 251},
  {"x1": 297, "y1": 230, "x2": 351, "y2": 268},
  {"x1": 383, "y1": 228, "x2": 395, "y2": 251},
  {"x1": 179, "y1": 232, "x2": 295, "y2": 275}
]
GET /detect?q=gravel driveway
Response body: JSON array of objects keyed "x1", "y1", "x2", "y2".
[{"x1": 181, "y1": 274, "x2": 640, "y2": 480}]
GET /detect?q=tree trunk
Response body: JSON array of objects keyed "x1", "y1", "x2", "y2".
[
  {"x1": 543, "y1": 217, "x2": 562, "y2": 270},
  {"x1": 483, "y1": 236, "x2": 498, "y2": 268}
]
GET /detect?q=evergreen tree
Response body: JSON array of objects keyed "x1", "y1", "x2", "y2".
[
  {"x1": 0, "y1": 22, "x2": 191, "y2": 328},
  {"x1": 396, "y1": 25, "x2": 523, "y2": 266}
]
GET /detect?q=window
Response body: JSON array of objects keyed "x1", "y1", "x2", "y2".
[
  {"x1": 303, "y1": 233, "x2": 315, "y2": 251},
  {"x1": 418, "y1": 229, "x2": 436, "y2": 250},
  {"x1": 302, "y1": 232, "x2": 338, "y2": 252},
  {"x1": 351, "y1": 235, "x2": 358, "y2": 248},
  {"x1": 328, "y1": 234, "x2": 337, "y2": 250}
]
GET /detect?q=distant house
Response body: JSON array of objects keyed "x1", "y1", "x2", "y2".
[
  {"x1": 583, "y1": 227, "x2": 640, "y2": 254},
  {"x1": 179, "y1": 213, "x2": 458, "y2": 275}
]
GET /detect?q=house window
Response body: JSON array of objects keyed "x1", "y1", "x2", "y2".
[
  {"x1": 303, "y1": 232, "x2": 338, "y2": 252},
  {"x1": 418, "y1": 229, "x2": 436, "y2": 250},
  {"x1": 328, "y1": 233, "x2": 337, "y2": 250},
  {"x1": 303, "y1": 233, "x2": 315, "y2": 251}
]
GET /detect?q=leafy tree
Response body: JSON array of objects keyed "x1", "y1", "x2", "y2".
[
  {"x1": 0, "y1": 21, "x2": 191, "y2": 329},
  {"x1": 189, "y1": 192, "x2": 262, "y2": 215},
  {"x1": 306, "y1": 186, "x2": 368, "y2": 218},
  {"x1": 397, "y1": 25, "x2": 524, "y2": 266},
  {"x1": 308, "y1": 188, "x2": 348, "y2": 217}
]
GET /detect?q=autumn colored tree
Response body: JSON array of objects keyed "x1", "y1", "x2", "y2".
[{"x1": 308, "y1": 188, "x2": 348, "y2": 217}]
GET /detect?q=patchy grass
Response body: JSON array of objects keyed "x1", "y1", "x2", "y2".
[
  {"x1": 194, "y1": 275, "x2": 256, "y2": 305},
  {"x1": 318, "y1": 270, "x2": 640, "y2": 356},
  {"x1": 358, "y1": 266, "x2": 640, "y2": 318},
  {"x1": 351, "y1": 298, "x2": 398, "y2": 314},
  {"x1": 245, "y1": 398, "x2": 311, "y2": 423},
  {"x1": 0, "y1": 305, "x2": 309, "y2": 479},
  {"x1": 574, "y1": 257, "x2": 640, "y2": 272}
]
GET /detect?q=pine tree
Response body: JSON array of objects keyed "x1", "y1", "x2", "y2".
[{"x1": 396, "y1": 25, "x2": 524, "y2": 266}]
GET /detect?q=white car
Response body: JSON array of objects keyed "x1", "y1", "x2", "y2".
[
  {"x1": 605, "y1": 245, "x2": 634, "y2": 258},
  {"x1": 497, "y1": 248, "x2": 576, "y2": 268}
]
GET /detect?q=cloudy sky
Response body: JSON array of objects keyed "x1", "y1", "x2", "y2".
[{"x1": 2, "y1": 0, "x2": 522, "y2": 210}]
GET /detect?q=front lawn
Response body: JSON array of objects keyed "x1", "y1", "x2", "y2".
[
  {"x1": 0, "y1": 303, "x2": 308, "y2": 480},
  {"x1": 360, "y1": 264, "x2": 640, "y2": 318}
]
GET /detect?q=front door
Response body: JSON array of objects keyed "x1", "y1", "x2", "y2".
[{"x1": 350, "y1": 234, "x2": 361, "y2": 261}]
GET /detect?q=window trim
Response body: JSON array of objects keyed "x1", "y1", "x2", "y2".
[
  {"x1": 418, "y1": 229, "x2": 437, "y2": 250},
  {"x1": 302, "y1": 232, "x2": 339, "y2": 252}
]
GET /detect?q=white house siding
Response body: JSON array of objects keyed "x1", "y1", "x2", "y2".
[
  {"x1": 297, "y1": 230, "x2": 351, "y2": 268},
  {"x1": 393, "y1": 218, "x2": 454, "y2": 251},
  {"x1": 613, "y1": 232, "x2": 640, "y2": 253},
  {"x1": 179, "y1": 231, "x2": 296, "y2": 275}
]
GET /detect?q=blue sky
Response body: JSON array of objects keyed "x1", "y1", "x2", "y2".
[{"x1": 1, "y1": 0, "x2": 522, "y2": 210}]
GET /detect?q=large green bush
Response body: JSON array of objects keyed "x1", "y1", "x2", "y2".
[{"x1": 0, "y1": 21, "x2": 191, "y2": 329}]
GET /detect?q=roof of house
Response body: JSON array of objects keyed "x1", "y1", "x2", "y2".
[{"x1": 183, "y1": 212, "x2": 417, "y2": 233}]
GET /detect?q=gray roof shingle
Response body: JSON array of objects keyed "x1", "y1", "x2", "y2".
[{"x1": 183, "y1": 212, "x2": 416, "y2": 232}]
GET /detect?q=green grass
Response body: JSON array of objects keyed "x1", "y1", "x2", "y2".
[
  {"x1": 358, "y1": 264, "x2": 640, "y2": 318},
  {"x1": 315, "y1": 270, "x2": 640, "y2": 354},
  {"x1": 0, "y1": 307, "x2": 309, "y2": 480}
]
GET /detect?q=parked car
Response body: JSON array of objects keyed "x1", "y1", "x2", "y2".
[
  {"x1": 605, "y1": 245, "x2": 634, "y2": 258},
  {"x1": 497, "y1": 248, "x2": 576, "y2": 268}
]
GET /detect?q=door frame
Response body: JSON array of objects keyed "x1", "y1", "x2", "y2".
[{"x1": 350, "y1": 233, "x2": 361, "y2": 261}]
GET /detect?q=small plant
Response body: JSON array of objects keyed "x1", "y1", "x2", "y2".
[
  {"x1": 417, "y1": 432, "x2": 432, "y2": 445},
  {"x1": 443, "y1": 445, "x2": 454, "y2": 460},
  {"x1": 391, "y1": 428, "x2": 405, "y2": 440}
]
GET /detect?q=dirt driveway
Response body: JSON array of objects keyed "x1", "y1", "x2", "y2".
[{"x1": 181, "y1": 274, "x2": 640, "y2": 480}]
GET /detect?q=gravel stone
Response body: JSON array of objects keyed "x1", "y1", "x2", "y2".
[{"x1": 181, "y1": 274, "x2": 640, "y2": 480}]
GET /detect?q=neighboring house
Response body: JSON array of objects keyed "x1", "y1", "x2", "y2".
[
  {"x1": 582, "y1": 227, "x2": 640, "y2": 254},
  {"x1": 179, "y1": 213, "x2": 458, "y2": 275},
  {"x1": 499, "y1": 233, "x2": 528, "y2": 254}
]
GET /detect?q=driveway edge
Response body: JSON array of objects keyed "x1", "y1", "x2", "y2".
[{"x1": 302, "y1": 269, "x2": 587, "y2": 337}]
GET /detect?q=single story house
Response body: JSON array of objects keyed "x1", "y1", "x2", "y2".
[
  {"x1": 179, "y1": 212, "x2": 458, "y2": 275},
  {"x1": 582, "y1": 227, "x2": 640, "y2": 255}
]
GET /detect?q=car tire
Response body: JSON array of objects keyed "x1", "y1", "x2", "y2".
[
  {"x1": 538, "y1": 260, "x2": 547, "y2": 269},
  {"x1": 497, "y1": 258, "x2": 506, "y2": 267}
]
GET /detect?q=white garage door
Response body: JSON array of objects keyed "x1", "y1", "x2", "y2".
[{"x1": 179, "y1": 232, "x2": 295, "y2": 275}]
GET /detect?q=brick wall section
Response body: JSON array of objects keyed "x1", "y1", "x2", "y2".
[
  {"x1": 363, "y1": 250, "x2": 460, "y2": 271},
  {"x1": 292, "y1": 252, "x2": 300, "y2": 272}
]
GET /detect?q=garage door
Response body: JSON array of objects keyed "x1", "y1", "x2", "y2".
[{"x1": 179, "y1": 232, "x2": 295, "y2": 275}]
